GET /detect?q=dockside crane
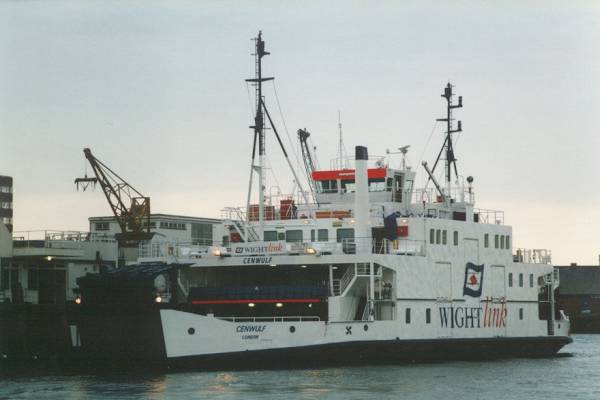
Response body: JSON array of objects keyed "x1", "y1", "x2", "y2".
[
  {"x1": 298, "y1": 128, "x2": 319, "y2": 203},
  {"x1": 75, "y1": 148, "x2": 153, "y2": 248}
]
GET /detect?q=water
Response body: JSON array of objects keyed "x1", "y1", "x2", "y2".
[{"x1": 1, "y1": 335, "x2": 599, "y2": 400}]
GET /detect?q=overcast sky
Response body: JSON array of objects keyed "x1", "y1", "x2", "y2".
[{"x1": 1, "y1": 1, "x2": 599, "y2": 265}]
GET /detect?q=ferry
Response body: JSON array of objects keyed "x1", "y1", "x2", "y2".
[{"x1": 76, "y1": 32, "x2": 571, "y2": 370}]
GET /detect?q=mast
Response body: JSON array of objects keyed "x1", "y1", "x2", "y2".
[
  {"x1": 246, "y1": 31, "x2": 273, "y2": 238},
  {"x1": 244, "y1": 31, "x2": 310, "y2": 240},
  {"x1": 433, "y1": 82, "x2": 463, "y2": 199}
]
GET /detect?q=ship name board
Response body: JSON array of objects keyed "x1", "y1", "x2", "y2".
[
  {"x1": 236, "y1": 324, "x2": 267, "y2": 340},
  {"x1": 242, "y1": 256, "x2": 273, "y2": 265}
]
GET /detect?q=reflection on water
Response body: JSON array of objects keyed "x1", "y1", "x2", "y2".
[{"x1": 1, "y1": 335, "x2": 598, "y2": 400}]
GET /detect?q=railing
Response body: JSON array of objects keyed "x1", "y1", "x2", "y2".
[
  {"x1": 414, "y1": 186, "x2": 475, "y2": 205},
  {"x1": 12, "y1": 230, "x2": 115, "y2": 249},
  {"x1": 333, "y1": 263, "x2": 383, "y2": 296},
  {"x1": 474, "y1": 208, "x2": 505, "y2": 225},
  {"x1": 514, "y1": 248, "x2": 552, "y2": 264},
  {"x1": 138, "y1": 240, "x2": 208, "y2": 259},
  {"x1": 218, "y1": 316, "x2": 320, "y2": 323},
  {"x1": 337, "y1": 265, "x2": 356, "y2": 295},
  {"x1": 149, "y1": 236, "x2": 426, "y2": 260}
]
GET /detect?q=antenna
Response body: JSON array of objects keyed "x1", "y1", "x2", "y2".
[
  {"x1": 337, "y1": 110, "x2": 347, "y2": 169},
  {"x1": 429, "y1": 82, "x2": 463, "y2": 199},
  {"x1": 399, "y1": 145, "x2": 410, "y2": 170}
]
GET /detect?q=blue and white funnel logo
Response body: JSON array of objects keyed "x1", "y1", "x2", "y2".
[{"x1": 463, "y1": 263, "x2": 484, "y2": 297}]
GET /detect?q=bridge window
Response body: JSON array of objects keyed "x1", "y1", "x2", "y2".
[
  {"x1": 317, "y1": 180, "x2": 338, "y2": 194},
  {"x1": 500, "y1": 235, "x2": 505, "y2": 249},
  {"x1": 519, "y1": 273, "x2": 524, "y2": 287},
  {"x1": 430, "y1": 229, "x2": 435, "y2": 244},
  {"x1": 264, "y1": 230, "x2": 278, "y2": 242},
  {"x1": 505, "y1": 235, "x2": 511, "y2": 250},
  {"x1": 426, "y1": 308, "x2": 431, "y2": 324},
  {"x1": 436, "y1": 229, "x2": 441, "y2": 245},
  {"x1": 442, "y1": 230, "x2": 447, "y2": 245},
  {"x1": 405, "y1": 308, "x2": 411, "y2": 324},
  {"x1": 368, "y1": 178, "x2": 386, "y2": 192},
  {"x1": 508, "y1": 272, "x2": 513, "y2": 287},
  {"x1": 286, "y1": 230, "x2": 303, "y2": 243},
  {"x1": 494, "y1": 235, "x2": 499, "y2": 249},
  {"x1": 453, "y1": 231, "x2": 458, "y2": 246},
  {"x1": 484, "y1": 233, "x2": 489, "y2": 248},
  {"x1": 529, "y1": 274, "x2": 534, "y2": 287},
  {"x1": 519, "y1": 308, "x2": 524, "y2": 320},
  {"x1": 341, "y1": 179, "x2": 356, "y2": 193}
]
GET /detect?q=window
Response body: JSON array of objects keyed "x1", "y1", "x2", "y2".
[
  {"x1": 453, "y1": 231, "x2": 458, "y2": 246},
  {"x1": 340, "y1": 179, "x2": 356, "y2": 193},
  {"x1": 484, "y1": 234, "x2": 489, "y2": 248},
  {"x1": 285, "y1": 230, "x2": 303, "y2": 243},
  {"x1": 508, "y1": 272, "x2": 513, "y2": 287},
  {"x1": 95, "y1": 222, "x2": 109, "y2": 231},
  {"x1": 0, "y1": 202, "x2": 11, "y2": 209},
  {"x1": 436, "y1": 229, "x2": 441, "y2": 245},
  {"x1": 0, "y1": 186, "x2": 11, "y2": 193},
  {"x1": 442, "y1": 230, "x2": 447, "y2": 245},
  {"x1": 505, "y1": 235, "x2": 511, "y2": 250},
  {"x1": 430, "y1": 229, "x2": 435, "y2": 244},
  {"x1": 500, "y1": 235, "x2": 505, "y2": 249},
  {"x1": 264, "y1": 230, "x2": 278, "y2": 242},
  {"x1": 494, "y1": 234, "x2": 499, "y2": 249},
  {"x1": 519, "y1": 308, "x2": 524, "y2": 320},
  {"x1": 318, "y1": 179, "x2": 338, "y2": 194},
  {"x1": 160, "y1": 221, "x2": 186, "y2": 230},
  {"x1": 368, "y1": 178, "x2": 386, "y2": 192},
  {"x1": 519, "y1": 273, "x2": 523, "y2": 287},
  {"x1": 318, "y1": 229, "x2": 329, "y2": 242},
  {"x1": 405, "y1": 308, "x2": 411, "y2": 324},
  {"x1": 310, "y1": 229, "x2": 315, "y2": 242},
  {"x1": 426, "y1": 308, "x2": 431, "y2": 324},
  {"x1": 1, "y1": 267, "x2": 18, "y2": 290},
  {"x1": 141, "y1": 221, "x2": 156, "y2": 229},
  {"x1": 529, "y1": 274, "x2": 534, "y2": 288},
  {"x1": 337, "y1": 228, "x2": 355, "y2": 254},
  {"x1": 1, "y1": 217, "x2": 12, "y2": 225}
]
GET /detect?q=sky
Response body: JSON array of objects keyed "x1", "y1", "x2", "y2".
[{"x1": 1, "y1": 1, "x2": 599, "y2": 265}]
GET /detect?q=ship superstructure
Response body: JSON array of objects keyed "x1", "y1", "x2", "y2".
[{"x1": 75, "y1": 32, "x2": 571, "y2": 369}]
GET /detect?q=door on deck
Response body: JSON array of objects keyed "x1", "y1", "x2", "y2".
[
  {"x1": 435, "y1": 261, "x2": 452, "y2": 338},
  {"x1": 463, "y1": 238, "x2": 479, "y2": 264},
  {"x1": 38, "y1": 269, "x2": 66, "y2": 305},
  {"x1": 490, "y1": 265, "x2": 507, "y2": 337}
]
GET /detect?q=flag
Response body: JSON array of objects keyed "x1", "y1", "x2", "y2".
[{"x1": 463, "y1": 262, "x2": 484, "y2": 297}]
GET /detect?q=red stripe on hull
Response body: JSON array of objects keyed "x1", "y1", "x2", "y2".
[{"x1": 191, "y1": 299, "x2": 322, "y2": 305}]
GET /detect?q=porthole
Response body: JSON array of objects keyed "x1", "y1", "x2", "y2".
[
  {"x1": 188, "y1": 327, "x2": 195, "y2": 335},
  {"x1": 363, "y1": 324, "x2": 369, "y2": 331},
  {"x1": 289, "y1": 326, "x2": 296, "y2": 333}
]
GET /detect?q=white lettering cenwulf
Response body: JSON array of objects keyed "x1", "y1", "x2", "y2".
[{"x1": 78, "y1": 32, "x2": 571, "y2": 370}]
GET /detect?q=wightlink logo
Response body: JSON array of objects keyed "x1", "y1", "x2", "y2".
[
  {"x1": 439, "y1": 297, "x2": 508, "y2": 329},
  {"x1": 233, "y1": 242, "x2": 285, "y2": 256}
]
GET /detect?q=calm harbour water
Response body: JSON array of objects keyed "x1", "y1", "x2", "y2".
[{"x1": 1, "y1": 335, "x2": 599, "y2": 400}]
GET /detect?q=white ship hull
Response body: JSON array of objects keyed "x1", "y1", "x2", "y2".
[{"x1": 160, "y1": 309, "x2": 570, "y2": 369}]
